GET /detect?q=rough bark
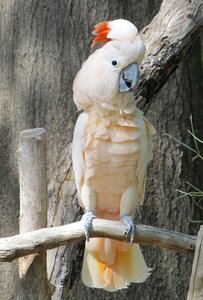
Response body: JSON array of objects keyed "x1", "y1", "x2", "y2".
[
  {"x1": 0, "y1": 0, "x2": 202, "y2": 300},
  {"x1": 136, "y1": 0, "x2": 203, "y2": 104}
]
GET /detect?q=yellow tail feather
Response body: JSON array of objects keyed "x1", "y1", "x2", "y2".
[{"x1": 82, "y1": 238, "x2": 151, "y2": 292}]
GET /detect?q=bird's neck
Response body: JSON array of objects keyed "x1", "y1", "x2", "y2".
[
  {"x1": 87, "y1": 103, "x2": 143, "y2": 122},
  {"x1": 86, "y1": 92, "x2": 140, "y2": 117}
]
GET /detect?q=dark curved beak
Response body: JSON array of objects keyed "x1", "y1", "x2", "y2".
[{"x1": 119, "y1": 63, "x2": 140, "y2": 93}]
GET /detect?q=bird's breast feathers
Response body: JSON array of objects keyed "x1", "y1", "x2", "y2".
[{"x1": 77, "y1": 110, "x2": 155, "y2": 215}]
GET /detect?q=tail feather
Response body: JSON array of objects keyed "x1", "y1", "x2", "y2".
[{"x1": 82, "y1": 238, "x2": 151, "y2": 292}]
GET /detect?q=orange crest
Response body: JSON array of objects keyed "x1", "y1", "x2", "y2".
[{"x1": 92, "y1": 21, "x2": 111, "y2": 47}]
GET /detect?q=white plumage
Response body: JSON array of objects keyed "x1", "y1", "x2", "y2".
[{"x1": 72, "y1": 19, "x2": 155, "y2": 291}]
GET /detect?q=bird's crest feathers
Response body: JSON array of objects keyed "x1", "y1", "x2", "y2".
[
  {"x1": 92, "y1": 21, "x2": 111, "y2": 47},
  {"x1": 92, "y1": 19, "x2": 139, "y2": 48}
]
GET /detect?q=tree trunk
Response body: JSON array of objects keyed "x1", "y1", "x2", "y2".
[{"x1": 0, "y1": 1, "x2": 202, "y2": 300}]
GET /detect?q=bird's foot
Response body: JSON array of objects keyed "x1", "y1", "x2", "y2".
[
  {"x1": 120, "y1": 214, "x2": 135, "y2": 244},
  {"x1": 81, "y1": 210, "x2": 96, "y2": 241}
]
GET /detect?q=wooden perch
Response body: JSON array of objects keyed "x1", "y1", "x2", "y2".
[
  {"x1": 187, "y1": 226, "x2": 203, "y2": 300},
  {"x1": 18, "y1": 128, "x2": 47, "y2": 277},
  {"x1": 18, "y1": 128, "x2": 53, "y2": 299},
  {"x1": 0, "y1": 219, "x2": 196, "y2": 263}
]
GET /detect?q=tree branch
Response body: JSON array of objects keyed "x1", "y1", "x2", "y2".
[
  {"x1": 0, "y1": 219, "x2": 196, "y2": 262},
  {"x1": 136, "y1": 0, "x2": 203, "y2": 107}
]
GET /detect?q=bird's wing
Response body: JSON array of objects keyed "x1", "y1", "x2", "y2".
[
  {"x1": 137, "y1": 117, "x2": 156, "y2": 205},
  {"x1": 72, "y1": 112, "x2": 89, "y2": 201}
]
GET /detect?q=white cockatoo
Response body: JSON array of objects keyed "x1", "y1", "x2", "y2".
[{"x1": 72, "y1": 19, "x2": 155, "y2": 292}]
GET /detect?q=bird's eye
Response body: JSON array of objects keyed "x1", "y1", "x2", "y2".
[{"x1": 111, "y1": 60, "x2": 118, "y2": 66}]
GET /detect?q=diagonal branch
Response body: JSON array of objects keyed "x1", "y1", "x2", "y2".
[
  {"x1": 136, "y1": 0, "x2": 203, "y2": 107},
  {"x1": 0, "y1": 219, "x2": 196, "y2": 263}
]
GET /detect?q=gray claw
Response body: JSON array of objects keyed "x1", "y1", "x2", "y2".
[
  {"x1": 121, "y1": 214, "x2": 135, "y2": 243},
  {"x1": 81, "y1": 211, "x2": 96, "y2": 241}
]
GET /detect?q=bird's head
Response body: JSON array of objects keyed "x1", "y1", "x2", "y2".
[{"x1": 73, "y1": 19, "x2": 146, "y2": 111}]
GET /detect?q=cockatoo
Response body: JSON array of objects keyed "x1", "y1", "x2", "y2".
[{"x1": 72, "y1": 19, "x2": 155, "y2": 292}]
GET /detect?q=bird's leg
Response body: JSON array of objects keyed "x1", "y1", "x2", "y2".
[
  {"x1": 120, "y1": 214, "x2": 135, "y2": 243},
  {"x1": 120, "y1": 186, "x2": 139, "y2": 243},
  {"x1": 80, "y1": 184, "x2": 96, "y2": 241},
  {"x1": 81, "y1": 210, "x2": 96, "y2": 241}
]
